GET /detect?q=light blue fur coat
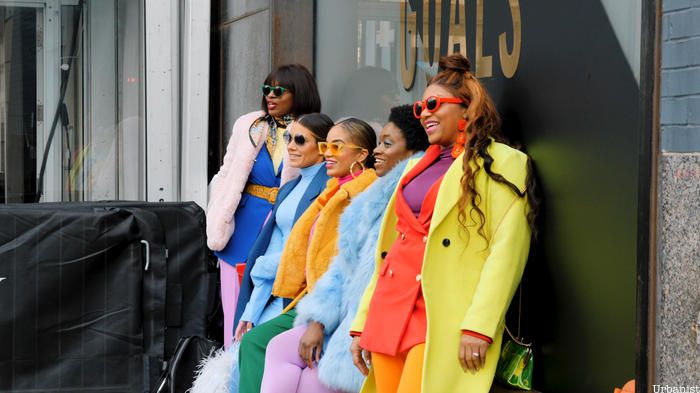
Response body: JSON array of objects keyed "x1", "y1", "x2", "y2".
[{"x1": 294, "y1": 156, "x2": 418, "y2": 393}]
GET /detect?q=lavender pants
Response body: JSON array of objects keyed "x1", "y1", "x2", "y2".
[
  {"x1": 220, "y1": 261, "x2": 240, "y2": 350},
  {"x1": 260, "y1": 325, "x2": 342, "y2": 393}
]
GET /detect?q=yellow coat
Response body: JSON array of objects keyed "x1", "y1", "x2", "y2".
[
  {"x1": 273, "y1": 169, "x2": 377, "y2": 307},
  {"x1": 351, "y1": 142, "x2": 531, "y2": 393}
]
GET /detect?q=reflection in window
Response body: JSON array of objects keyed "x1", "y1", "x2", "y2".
[
  {"x1": 61, "y1": 5, "x2": 84, "y2": 202},
  {"x1": 0, "y1": 1, "x2": 144, "y2": 204},
  {"x1": 0, "y1": 7, "x2": 39, "y2": 203},
  {"x1": 316, "y1": 0, "x2": 427, "y2": 130}
]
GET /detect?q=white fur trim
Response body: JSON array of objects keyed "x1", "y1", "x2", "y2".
[
  {"x1": 206, "y1": 111, "x2": 300, "y2": 251},
  {"x1": 189, "y1": 343, "x2": 238, "y2": 393}
]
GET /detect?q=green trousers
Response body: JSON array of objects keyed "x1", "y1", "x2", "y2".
[{"x1": 238, "y1": 309, "x2": 296, "y2": 393}]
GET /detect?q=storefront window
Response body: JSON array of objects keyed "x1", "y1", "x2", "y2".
[
  {"x1": 0, "y1": 0, "x2": 144, "y2": 203},
  {"x1": 316, "y1": 0, "x2": 427, "y2": 129},
  {"x1": 316, "y1": 0, "x2": 523, "y2": 129},
  {"x1": 0, "y1": 5, "x2": 39, "y2": 203}
]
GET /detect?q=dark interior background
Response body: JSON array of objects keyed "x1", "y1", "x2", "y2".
[{"x1": 468, "y1": 1, "x2": 640, "y2": 391}]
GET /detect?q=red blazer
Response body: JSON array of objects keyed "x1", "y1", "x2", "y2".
[{"x1": 359, "y1": 146, "x2": 442, "y2": 355}]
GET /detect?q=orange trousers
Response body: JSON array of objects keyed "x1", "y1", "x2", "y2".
[{"x1": 371, "y1": 344, "x2": 425, "y2": 393}]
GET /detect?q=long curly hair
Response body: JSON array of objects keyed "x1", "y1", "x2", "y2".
[{"x1": 428, "y1": 53, "x2": 538, "y2": 241}]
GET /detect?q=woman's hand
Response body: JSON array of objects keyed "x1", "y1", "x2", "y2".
[
  {"x1": 459, "y1": 334, "x2": 490, "y2": 373},
  {"x1": 299, "y1": 321, "x2": 325, "y2": 368},
  {"x1": 350, "y1": 336, "x2": 371, "y2": 376},
  {"x1": 234, "y1": 320, "x2": 253, "y2": 342}
]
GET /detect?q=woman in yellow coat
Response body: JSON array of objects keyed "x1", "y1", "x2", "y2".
[{"x1": 350, "y1": 53, "x2": 537, "y2": 393}]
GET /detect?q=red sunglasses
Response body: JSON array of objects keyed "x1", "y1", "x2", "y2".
[{"x1": 413, "y1": 96, "x2": 464, "y2": 118}]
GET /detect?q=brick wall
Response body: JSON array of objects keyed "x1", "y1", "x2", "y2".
[{"x1": 661, "y1": 0, "x2": 700, "y2": 151}]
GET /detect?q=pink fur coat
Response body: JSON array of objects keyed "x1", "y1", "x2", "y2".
[{"x1": 206, "y1": 110, "x2": 299, "y2": 251}]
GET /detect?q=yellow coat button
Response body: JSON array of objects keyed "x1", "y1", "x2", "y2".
[
  {"x1": 401, "y1": 233, "x2": 405, "y2": 240},
  {"x1": 415, "y1": 274, "x2": 422, "y2": 282},
  {"x1": 422, "y1": 236, "x2": 427, "y2": 243},
  {"x1": 389, "y1": 270, "x2": 394, "y2": 277}
]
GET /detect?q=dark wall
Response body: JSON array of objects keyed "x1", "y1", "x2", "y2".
[
  {"x1": 209, "y1": 0, "x2": 315, "y2": 182},
  {"x1": 472, "y1": 1, "x2": 640, "y2": 391}
]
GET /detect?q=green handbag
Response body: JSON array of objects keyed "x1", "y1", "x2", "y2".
[{"x1": 494, "y1": 287, "x2": 534, "y2": 391}]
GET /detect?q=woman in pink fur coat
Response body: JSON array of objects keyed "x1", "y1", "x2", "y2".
[{"x1": 207, "y1": 64, "x2": 321, "y2": 348}]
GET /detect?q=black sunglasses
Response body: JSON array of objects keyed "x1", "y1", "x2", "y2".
[
  {"x1": 283, "y1": 132, "x2": 310, "y2": 146},
  {"x1": 262, "y1": 84, "x2": 289, "y2": 97}
]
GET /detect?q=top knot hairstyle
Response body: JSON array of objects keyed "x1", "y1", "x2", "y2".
[
  {"x1": 440, "y1": 54, "x2": 472, "y2": 73},
  {"x1": 429, "y1": 53, "x2": 538, "y2": 240},
  {"x1": 431, "y1": 54, "x2": 500, "y2": 142}
]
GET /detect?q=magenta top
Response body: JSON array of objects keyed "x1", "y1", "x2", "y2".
[
  {"x1": 402, "y1": 147, "x2": 455, "y2": 217},
  {"x1": 337, "y1": 172, "x2": 356, "y2": 187}
]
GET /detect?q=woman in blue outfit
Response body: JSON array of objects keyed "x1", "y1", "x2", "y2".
[
  {"x1": 207, "y1": 64, "x2": 321, "y2": 349},
  {"x1": 259, "y1": 105, "x2": 429, "y2": 393},
  {"x1": 192, "y1": 113, "x2": 333, "y2": 393},
  {"x1": 235, "y1": 114, "x2": 334, "y2": 339}
]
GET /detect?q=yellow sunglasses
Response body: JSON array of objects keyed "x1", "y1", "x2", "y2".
[{"x1": 317, "y1": 141, "x2": 365, "y2": 156}]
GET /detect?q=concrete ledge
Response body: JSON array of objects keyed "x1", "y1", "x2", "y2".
[{"x1": 656, "y1": 153, "x2": 700, "y2": 385}]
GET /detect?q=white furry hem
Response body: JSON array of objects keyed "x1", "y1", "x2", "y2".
[{"x1": 190, "y1": 343, "x2": 238, "y2": 393}]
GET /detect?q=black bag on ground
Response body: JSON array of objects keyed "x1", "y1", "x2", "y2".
[{"x1": 152, "y1": 336, "x2": 219, "y2": 393}]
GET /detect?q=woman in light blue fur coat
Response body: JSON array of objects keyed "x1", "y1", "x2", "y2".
[{"x1": 258, "y1": 105, "x2": 430, "y2": 393}]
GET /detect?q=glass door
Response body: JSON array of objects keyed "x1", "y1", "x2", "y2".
[
  {"x1": 0, "y1": 3, "x2": 44, "y2": 202},
  {"x1": 0, "y1": 0, "x2": 145, "y2": 203}
]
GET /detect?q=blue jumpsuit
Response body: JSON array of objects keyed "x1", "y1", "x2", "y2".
[{"x1": 215, "y1": 147, "x2": 282, "y2": 266}]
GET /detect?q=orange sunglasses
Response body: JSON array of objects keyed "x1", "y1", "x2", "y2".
[
  {"x1": 318, "y1": 141, "x2": 365, "y2": 156},
  {"x1": 413, "y1": 96, "x2": 463, "y2": 118}
]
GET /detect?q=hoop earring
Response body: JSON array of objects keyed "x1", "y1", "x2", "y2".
[
  {"x1": 452, "y1": 119, "x2": 468, "y2": 159},
  {"x1": 349, "y1": 161, "x2": 365, "y2": 178}
]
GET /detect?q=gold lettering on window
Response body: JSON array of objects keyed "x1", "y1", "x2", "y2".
[
  {"x1": 499, "y1": 0, "x2": 521, "y2": 78},
  {"x1": 422, "y1": 0, "x2": 442, "y2": 66},
  {"x1": 475, "y1": 0, "x2": 493, "y2": 78},
  {"x1": 398, "y1": 0, "x2": 522, "y2": 89},
  {"x1": 400, "y1": 0, "x2": 418, "y2": 90},
  {"x1": 447, "y1": 0, "x2": 467, "y2": 55}
]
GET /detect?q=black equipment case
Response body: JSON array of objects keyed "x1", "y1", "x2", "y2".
[{"x1": 0, "y1": 201, "x2": 219, "y2": 392}]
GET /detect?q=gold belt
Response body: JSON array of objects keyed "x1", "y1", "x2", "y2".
[{"x1": 244, "y1": 183, "x2": 279, "y2": 204}]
